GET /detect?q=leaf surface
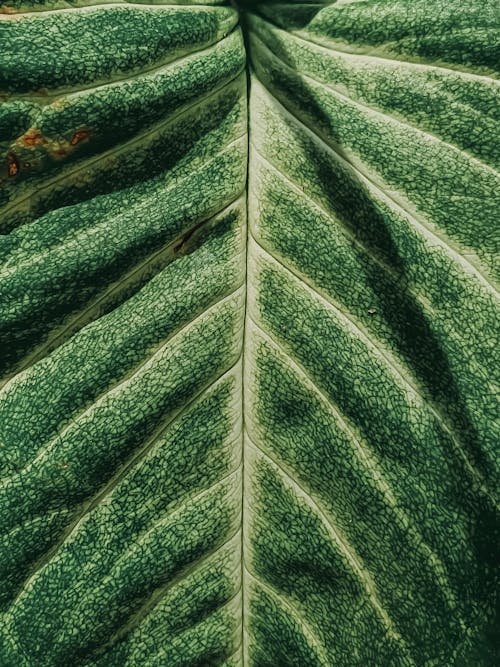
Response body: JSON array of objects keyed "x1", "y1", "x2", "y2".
[{"x1": 0, "y1": 0, "x2": 498, "y2": 665}]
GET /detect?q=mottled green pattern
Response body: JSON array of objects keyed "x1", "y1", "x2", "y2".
[
  {"x1": 1, "y1": 0, "x2": 499, "y2": 665},
  {"x1": 260, "y1": 0, "x2": 500, "y2": 73}
]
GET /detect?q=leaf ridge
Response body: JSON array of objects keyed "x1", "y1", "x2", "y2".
[
  {"x1": 244, "y1": 430, "x2": 410, "y2": 657},
  {"x1": 243, "y1": 564, "x2": 330, "y2": 667},
  {"x1": 0, "y1": 192, "x2": 245, "y2": 389},
  {"x1": 1, "y1": 1, "x2": 226, "y2": 17},
  {"x1": 246, "y1": 318, "x2": 465, "y2": 619},
  {"x1": 249, "y1": 237, "x2": 497, "y2": 507},
  {"x1": 0, "y1": 70, "x2": 245, "y2": 225},
  {"x1": 89, "y1": 529, "x2": 242, "y2": 661},
  {"x1": 7, "y1": 461, "x2": 241, "y2": 616},
  {"x1": 0, "y1": 284, "x2": 244, "y2": 485},
  {"x1": 2, "y1": 336, "x2": 243, "y2": 608},
  {"x1": 1, "y1": 18, "x2": 239, "y2": 101},
  {"x1": 292, "y1": 29, "x2": 500, "y2": 83},
  {"x1": 252, "y1": 71, "x2": 499, "y2": 296},
  {"x1": 267, "y1": 28, "x2": 500, "y2": 178},
  {"x1": 1, "y1": 5, "x2": 498, "y2": 664},
  {"x1": 52, "y1": 470, "x2": 240, "y2": 646},
  {"x1": 251, "y1": 143, "x2": 499, "y2": 381},
  {"x1": 251, "y1": 142, "x2": 435, "y2": 313}
]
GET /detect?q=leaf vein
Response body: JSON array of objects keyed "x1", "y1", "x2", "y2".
[
  {"x1": 268, "y1": 28, "x2": 500, "y2": 177},
  {"x1": 89, "y1": 529, "x2": 242, "y2": 661},
  {"x1": 292, "y1": 29, "x2": 500, "y2": 84},
  {"x1": 0, "y1": 69, "x2": 245, "y2": 224},
  {"x1": 244, "y1": 431, "x2": 414, "y2": 660},
  {"x1": 251, "y1": 65, "x2": 499, "y2": 297},
  {"x1": 243, "y1": 564, "x2": 331, "y2": 667},
  {"x1": 246, "y1": 316, "x2": 463, "y2": 619},
  {"x1": 0, "y1": 192, "x2": 245, "y2": 388},
  {"x1": 249, "y1": 235, "x2": 496, "y2": 505}
]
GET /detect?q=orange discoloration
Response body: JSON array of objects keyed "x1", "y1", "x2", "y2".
[
  {"x1": 70, "y1": 129, "x2": 91, "y2": 146},
  {"x1": 7, "y1": 152, "x2": 19, "y2": 177},
  {"x1": 10, "y1": 126, "x2": 91, "y2": 166},
  {"x1": 22, "y1": 129, "x2": 44, "y2": 147}
]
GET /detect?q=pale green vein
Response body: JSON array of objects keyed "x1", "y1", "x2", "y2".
[
  {"x1": 251, "y1": 69, "x2": 499, "y2": 297},
  {"x1": 68, "y1": 468, "x2": 241, "y2": 595},
  {"x1": 240, "y1": 67, "x2": 252, "y2": 667},
  {"x1": 6, "y1": 357, "x2": 243, "y2": 610},
  {"x1": 244, "y1": 431, "x2": 412, "y2": 660},
  {"x1": 0, "y1": 70, "x2": 245, "y2": 222},
  {"x1": 252, "y1": 140, "x2": 498, "y2": 385},
  {"x1": 7, "y1": 467, "x2": 240, "y2": 615},
  {"x1": 292, "y1": 28, "x2": 500, "y2": 83},
  {"x1": 0, "y1": 170, "x2": 243, "y2": 282},
  {"x1": 53, "y1": 471, "x2": 241, "y2": 643},
  {"x1": 89, "y1": 529, "x2": 241, "y2": 660},
  {"x1": 249, "y1": 235, "x2": 497, "y2": 506},
  {"x1": 257, "y1": 26, "x2": 499, "y2": 177},
  {"x1": 1, "y1": 20, "x2": 239, "y2": 101},
  {"x1": 246, "y1": 316, "x2": 463, "y2": 620},
  {"x1": 250, "y1": 141, "x2": 435, "y2": 313},
  {"x1": 145, "y1": 594, "x2": 242, "y2": 667},
  {"x1": 243, "y1": 565, "x2": 330, "y2": 667},
  {"x1": 0, "y1": 284, "x2": 244, "y2": 481},
  {"x1": 0, "y1": 191, "x2": 245, "y2": 389},
  {"x1": 221, "y1": 643, "x2": 244, "y2": 666}
]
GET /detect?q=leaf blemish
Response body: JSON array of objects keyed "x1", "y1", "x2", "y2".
[
  {"x1": 6, "y1": 152, "x2": 19, "y2": 177},
  {"x1": 70, "y1": 129, "x2": 91, "y2": 146}
]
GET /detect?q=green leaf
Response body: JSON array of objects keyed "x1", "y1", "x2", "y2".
[{"x1": 0, "y1": 1, "x2": 498, "y2": 665}]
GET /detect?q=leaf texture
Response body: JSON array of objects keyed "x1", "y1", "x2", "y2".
[{"x1": 0, "y1": 0, "x2": 499, "y2": 665}]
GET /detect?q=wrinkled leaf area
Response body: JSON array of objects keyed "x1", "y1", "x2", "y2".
[{"x1": 0, "y1": 1, "x2": 499, "y2": 666}]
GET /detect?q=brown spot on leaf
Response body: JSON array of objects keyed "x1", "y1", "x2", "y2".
[
  {"x1": 70, "y1": 129, "x2": 91, "y2": 146},
  {"x1": 22, "y1": 129, "x2": 44, "y2": 147},
  {"x1": 7, "y1": 152, "x2": 19, "y2": 177},
  {"x1": 0, "y1": 7, "x2": 21, "y2": 17},
  {"x1": 52, "y1": 98, "x2": 70, "y2": 110}
]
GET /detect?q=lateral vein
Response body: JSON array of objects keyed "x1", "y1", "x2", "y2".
[
  {"x1": 252, "y1": 67, "x2": 499, "y2": 297},
  {"x1": 246, "y1": 316, "x2": 462, "y2": 619},
  {"x1": 0, "y1": 70, "x2": 245, "y2": 223},
  {"x1": 250, "y1": 236, "x2": 496, "y2": 506},
  {"x1": 262, "y1": 27, "x2": 500, "y2": 178},
  {"x1": 0, "y1": 192, "x2": 245, "y2": 389},
  {"x1": 244, "y1": 432, "x2": 412, "y2": 660},
  {"x1": 90, "y1": 529, "x2": 242, "y2": 659},
  {"x1": 292, "y1": 30, "x2": 500, "y2": 84},
  {"x1": 7, "y1": 426, "x2": 242, "y2": 612},
  {"x1": 1, "y1": 24, "x2": 240, "y2": 101},
  {"x1": 243, "y1": 565, "x2": 330, "y2": 667}
]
